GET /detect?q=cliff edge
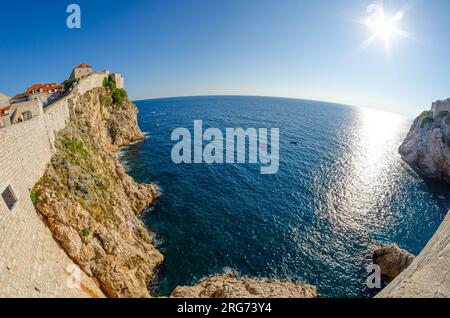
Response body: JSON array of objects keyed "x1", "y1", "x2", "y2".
[
  {"x1": 399, "y1": 99, "x2": 450, "y2": 184},
  {"x1": 32, "y1": 87, "x2": 163, "y2": 298}
]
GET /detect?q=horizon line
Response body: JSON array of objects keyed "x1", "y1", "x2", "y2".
[{"x1": 131, "y1": 93, "x2": 411, "y2": 118}]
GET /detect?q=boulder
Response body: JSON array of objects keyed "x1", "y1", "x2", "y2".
[{"x1": 373, "y1": 245, "x2": 415, "y2": 281}]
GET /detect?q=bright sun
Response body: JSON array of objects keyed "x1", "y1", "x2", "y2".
[
  {"x1": 372, "y1": 12, "x2": 402, "y2": 37},
  {"x1": 358, "y1": 4, "x2": 412, "y2": 55}
]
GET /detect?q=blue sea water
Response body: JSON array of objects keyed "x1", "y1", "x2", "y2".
[{"x1": 118, "y1": 96, "x2": 449, "y2": 298}]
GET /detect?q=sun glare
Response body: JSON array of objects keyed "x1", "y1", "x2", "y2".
[{"x1": 357, "y1": 4, "x2": 413, "y2": 55}]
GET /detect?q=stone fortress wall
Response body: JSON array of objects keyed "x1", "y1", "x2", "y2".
[{"x1": 0, "y1": 74, "x2": 109, "y2": 297}]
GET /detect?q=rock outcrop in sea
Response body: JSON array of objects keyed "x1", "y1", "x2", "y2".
[
  {"x1": 171, "y1": 272, "x2": 318, "y2": 298},
  {"x1": 373, "y1": 245, "x2": 415, "y2": 281},
  {"x1": 399, "y1": 99, "x2": 450, "y2": 184},
  {"x1": 32, "y1": 87, "x2": 163, "y2": 298}
]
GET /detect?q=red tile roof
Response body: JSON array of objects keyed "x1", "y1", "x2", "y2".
[
  {"x1": 76, "y1": 63, "x2": 92, "y2": 69},
  {"x1": 27, "y1": 83, "x2": 63, "y2": 95}
]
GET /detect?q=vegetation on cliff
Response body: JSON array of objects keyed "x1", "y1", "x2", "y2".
[
  {"x1": 32, "y1": 87, "x2": 163, "y2": 298},
  {"x1": 103, "y1": 77, "x2": 127, "y2": 105}
]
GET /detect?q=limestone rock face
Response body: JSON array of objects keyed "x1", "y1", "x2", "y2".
[
  {"x1": 33, "y1": 88, "x2": 163, "y2": 298},
  {"x1": 399, "y1": 99, "x2": 450, "y2": 184},
  {"x1": 171, "y1": 273, "x2": 317, "y2": 298},
  {"x1": 373, "y1": 245, "x2": 415, "y2": 281},
  {"x1": 0, "y1": 92, "x2": 9, "y2": 107}
]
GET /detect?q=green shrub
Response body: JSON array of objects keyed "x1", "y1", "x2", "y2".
[
  {"x1": 112, "y1": 88, "x2": 127, "y2": 104},
  {"x1": 103, "y1": 77, "x2": 127, "y2": 105},
  {"x1": 30, "y1": 191, "x2": 39, "y2": 205},
  {"x1": 419, "y1": 111, "x2": 433, "y2": 128},
  {"x1": 63, "y1": 79, "x2": 76, "y2": 91},
  {"x1": 80, "y1": 228, "x2": 90, "y2": 237},
  {"x1": 60, "y1": 138, "x2": 88, "y2": 159},
  {"x1": 103, "y1": 77, "x2": 116, "y2": 91}
]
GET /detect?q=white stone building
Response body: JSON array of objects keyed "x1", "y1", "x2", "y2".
[{"x1": 69, "y1": 63, "x2": 94, "y2": 80}]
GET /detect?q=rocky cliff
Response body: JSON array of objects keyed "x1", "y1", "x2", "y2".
[
  {"x1": 171, "y1": 273, "x2": 317, "y2": 298},
  {"x1": 32, "y1": 87, "x2": 163, "y2": 298},
  {"x1": 399, "y1": 99, "x2": 450, "y2": 183}
]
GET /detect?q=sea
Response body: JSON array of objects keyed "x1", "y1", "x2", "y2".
[{"x1": 118, "y1": 96, "x2": 449, "y2": 298}]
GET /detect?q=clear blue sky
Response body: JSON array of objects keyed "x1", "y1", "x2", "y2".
[{"x1": 0, "y1": 0, "x2": 448, "y2": 116}]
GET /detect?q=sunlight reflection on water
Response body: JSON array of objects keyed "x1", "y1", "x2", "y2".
[{"x1": 317, "y1": 108, "x2": 412, "y2": 245}]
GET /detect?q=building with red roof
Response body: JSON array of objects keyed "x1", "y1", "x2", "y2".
[
  {"x1": 26, "y1": 82, "x2": 63, "y2": 104},
  {"x1": 27, "y1": 83, "x2": 63, "y2": 96},
  {"x1": 69, "y1": 63, "x2": 94, "y2": 80}
]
